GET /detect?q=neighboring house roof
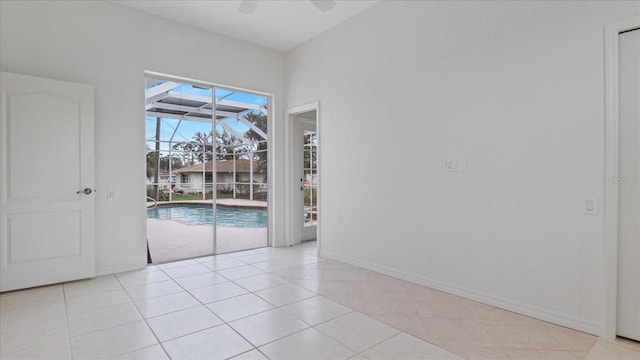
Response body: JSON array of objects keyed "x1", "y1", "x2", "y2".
[{"x1": 174, "y1": 160, "x2": 262, "y2": 173}]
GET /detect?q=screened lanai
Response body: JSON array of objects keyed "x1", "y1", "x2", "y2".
[
  {"x1": 145, "y1": 77, "x2": 268, "y2": 203},
  {"x1": 145, "y1": 76, "x2": 269, "y2": 261}
]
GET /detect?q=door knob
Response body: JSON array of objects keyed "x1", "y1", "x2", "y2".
[{"x1": 77, "y1": 188, "x2": 93, "y2": 195}]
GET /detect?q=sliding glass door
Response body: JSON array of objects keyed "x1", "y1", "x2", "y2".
[
  {"x1": 214, "y1": 88, "x2": 269, "y2": 254},
  {"x1": 145, "y1": 76, "x2": 269, "y2": 263}
]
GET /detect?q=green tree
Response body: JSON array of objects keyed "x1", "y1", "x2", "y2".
[
  {"x1": 146, "y1": 148, "x2": 184, "y2": 179},
  {"x1": 172, "y1": 131, "x2": 214, "y2": 165},
  {"x1": 240, "y1": 111, "x2": 268, "y2": 172},
  {"x1": 216, "y1": 129, "x2": 243, "y2": 160}
]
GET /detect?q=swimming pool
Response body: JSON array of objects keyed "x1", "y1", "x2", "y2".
[{"x1": 147, "y1": 204, "x2": 267, "y2": 228}]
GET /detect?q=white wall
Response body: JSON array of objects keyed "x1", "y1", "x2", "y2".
[
  {"x1": 285, "y1": 1, "x2": 639, "y2": 334},
  {"x1": 0, "y1": 1, "x2": 285, "y2": 274}
]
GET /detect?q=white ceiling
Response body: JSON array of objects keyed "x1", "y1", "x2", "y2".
[{"x1": 113, "y1": 0, "x2": 382, "y2": 52}]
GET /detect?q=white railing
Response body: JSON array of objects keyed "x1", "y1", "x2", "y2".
[{"x1": 146, "y1": 196, "x2": 158, "y2": 209}]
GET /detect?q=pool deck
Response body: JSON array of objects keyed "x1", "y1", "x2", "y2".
[
  {"x1": 149, "y1": 199, "x2": 267, "y2": 208},
  {"x1": 146, "y1": 199, "x2": 268, "y2": 263}
]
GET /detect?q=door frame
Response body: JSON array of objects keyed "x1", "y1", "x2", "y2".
[
  {"x1": 285, "y1": 101, "x2": 320, "y2": 253},
  {"x1": 603, "y1": 15, "x2": 640, "y2": 339}
]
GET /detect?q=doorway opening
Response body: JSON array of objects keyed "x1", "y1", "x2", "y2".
[
  {"x1": 285, "y1": 103, "x2": 319, "y2": 249},
  {"x1": 615, "y1": 27, "x2": 639, "y2": 343},
  {"x1": 604, "y1": 16, "x2": 640, "y2": 340},
  {"x1": 301, "y1": 114, "x2": 318, "y2": 241},
  {"x1": 145, "y1": 75, "x2": 270, "y2": 263}
]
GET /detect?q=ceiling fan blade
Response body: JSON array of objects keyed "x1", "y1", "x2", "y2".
[
  {"x1": 311, "y1": 0, "x2": 336, "y2": 12},
  {"x1": 239, "y1": 0, "x2": 259, "y2": 14}
]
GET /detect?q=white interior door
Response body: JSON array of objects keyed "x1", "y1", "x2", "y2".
[
  {"x1": 289, "y1": 112, "x2": 318, "y2": 245},
  {"x1": 0, "y1": 72, "x2": 95, "y2": 292},
  {"x1": 617, "y1": 29, "x2": 640, "y2": 341},
  {"x1": 289, "y1": 114, "x2": 304, "y2": 246}
]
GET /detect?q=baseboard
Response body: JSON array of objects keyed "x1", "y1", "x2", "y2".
[{"x1": 320, "y1": 249, "x2": 602, "y2": 336}]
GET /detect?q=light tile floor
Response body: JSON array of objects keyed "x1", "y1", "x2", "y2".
[{"x1": 1, "y1": 241, "x2": 639, "y2": 359}]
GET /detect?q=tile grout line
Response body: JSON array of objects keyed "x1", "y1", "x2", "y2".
[
  {"x1": 5, "y1": 243, "x2": 639, "y2": 360},
  {"x1": 216, "y1": 267, "x2": 308, "y2": 359},
  {"x1": 187, "y1": 254, "x2": 328, "y2": 357},
  {"x1": 113, "y1": 269, "x2": 172, "y2": 360},
  {"x1": 61, "y1": 285, "x2": 74, "y2": 360},
  {"x1": 147, "y1": 258, "x2": 292, "y2": 358}
]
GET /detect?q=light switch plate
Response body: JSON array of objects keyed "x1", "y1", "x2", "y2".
[{"x1": 584, "y1": 198, "x2": 597, "y2": 214}]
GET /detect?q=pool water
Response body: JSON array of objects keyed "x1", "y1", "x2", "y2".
[{"x1": 147, "y1": 205, "x2": 267, "y2": 228}]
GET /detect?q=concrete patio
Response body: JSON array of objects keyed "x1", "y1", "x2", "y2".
[{"x1": 147, "y1": 199, "x2": 268, "y2": 263}]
